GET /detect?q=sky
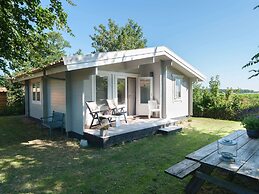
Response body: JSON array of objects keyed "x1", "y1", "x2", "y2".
[{"x1": 60, "y1": 0, "x2": 259, "y2": 90}]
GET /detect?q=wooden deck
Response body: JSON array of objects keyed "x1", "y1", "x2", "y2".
[{"x1": 84, "y1": 118, "x2": 177, "y2": 148}]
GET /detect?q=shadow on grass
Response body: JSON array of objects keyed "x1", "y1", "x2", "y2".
[{"x1": 0, "y1": 116, "x2": 252, "y2": 194}]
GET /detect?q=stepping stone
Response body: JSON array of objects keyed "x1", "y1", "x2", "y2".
[{"x1": 158, "y1": 126, "x2": 182, "y2": 135}]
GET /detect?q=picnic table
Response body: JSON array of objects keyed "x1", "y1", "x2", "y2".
[{"x1": 165, "y1": 130, "x2": 259, "y2": 194}]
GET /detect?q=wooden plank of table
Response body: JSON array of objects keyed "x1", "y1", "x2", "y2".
[
  {"x1": 165, "y1": 159, "x2": 201, "y2": 179},
  {"x1": 186, "y1": 130, "x2": 245, "y2": 162},
  {"x1": 177, "y1": 163, "x2": 201, "y2": 179},
  {"x1": 165, "y1": 159, "x2": 198, "y2": 176},
  {"x1": 217, "y1": 138, "x2": 258, "y2": 172},
  {"x1": 237, "y1": 147, "x2": 259, "y2": 180},
  {"x1": 200, "y1": 132, "x2": 251, "y2": 167}
]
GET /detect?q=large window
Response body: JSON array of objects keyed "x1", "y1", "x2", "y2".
[
  {"x1": 32, "y1": 82, "x2": 41, "y2": 102},
  {"x1": 140, "y1": 79, "x2": 151, "y2": 103},
  {"x1": 174, "y1": 78, "x2": 181, "y2": 100},
  {"x1": 96, "y1": 75, "x2": 108, "y2": 105},
  {"x1": 117, "y1": 78, "x2": 126, "y2": 105}
]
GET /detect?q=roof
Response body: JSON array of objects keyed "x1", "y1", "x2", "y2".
[
  {"x1": 0, "y1": 87, "x2": 7, "y2": 92},
  {"x1": 15, "y1": 60, "x2": 64, "y2": 79},
  {"x1": 17, "y1": 46, "x2": 206, "y2": 81},
  {"x1": 63, "y1": 46, "x2": 205, "y2": 81}
]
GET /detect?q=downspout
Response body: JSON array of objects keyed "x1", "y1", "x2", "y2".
[{"x1": 42, "y1": 69, "x2": 48, "y2": 118}]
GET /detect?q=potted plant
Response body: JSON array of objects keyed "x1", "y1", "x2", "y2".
[
  {"x1": 99, "y1": 119, "x2": 110, "y2": 137},
  {"x1": 241, "y1": 116, "x2": 259, "y2": 138}
]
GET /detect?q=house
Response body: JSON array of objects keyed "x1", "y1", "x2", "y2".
[
  {"x1": 0, "y1": 87, "x2": 7, "y2": 109},
  {"x1": 16, "y1": 46, "x2": 205, "y2": 138}
]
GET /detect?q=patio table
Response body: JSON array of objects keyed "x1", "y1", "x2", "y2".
[{"x1": 167, "y1": 130, "x2": 259, "y2": 194}]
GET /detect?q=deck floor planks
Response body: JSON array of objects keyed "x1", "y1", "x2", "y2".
[
  {"x1": 84, "y1": 118, "x2": 176, "y2": 147},
  {"x1": 85, "y1": 118, "x2": 174, "y2": 137}
]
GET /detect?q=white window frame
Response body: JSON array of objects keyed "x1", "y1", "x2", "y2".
[{"x1": 31, "y1": 81, "x2": 41, "y2": 104}]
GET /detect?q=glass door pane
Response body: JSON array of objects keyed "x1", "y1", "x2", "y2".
[
  {"x1": 117, "y1": 78, "x2": 126, "y2": 105},
  {"x1": 140, "y1": 79, "x2": 150, "y2": 103},
  {"x1": 96, "y1": 75, "x2": 108, "y2": 105}
]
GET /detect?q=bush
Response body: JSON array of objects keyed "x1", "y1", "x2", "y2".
[
  {"x1": 0, "y1": 104, "x2": 25, "y2": 116},
  {"x1": 241, "y1": 116, "x2": 259, "y2": 130},
  {"x1": 193, "y1": 76, "x2": 259, "y2": 121}
]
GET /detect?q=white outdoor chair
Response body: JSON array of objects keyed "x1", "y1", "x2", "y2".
[
  {"x1": 85, "y1": 101, "x2": 112, "y2": 129},
  {"x1": 106, "y1": 99, "x2": 127, "y2": 123},
  {"x1": 148, "y1": 100, "x2": 161, "y2": 119}
]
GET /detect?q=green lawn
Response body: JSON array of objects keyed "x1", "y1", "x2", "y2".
[{"x1": 0, "y1": 116, "x2": 242, "y2": 194}]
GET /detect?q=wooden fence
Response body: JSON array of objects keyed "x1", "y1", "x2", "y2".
[{"x1": 0, "y1": 89, "x2": 7, "y2": 109}]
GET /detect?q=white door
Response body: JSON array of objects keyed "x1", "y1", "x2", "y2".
[{"x1": 136, "y1": 77, "x2": 153, "y2": 115}]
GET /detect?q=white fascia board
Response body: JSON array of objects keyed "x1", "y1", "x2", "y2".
[{"x1": 161, "y1": 46, "x2": 206, "y2": 81}]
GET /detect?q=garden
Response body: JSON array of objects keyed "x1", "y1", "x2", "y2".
[{"x1": 0, "y1": 115, "x2": 247, "y2": 194}]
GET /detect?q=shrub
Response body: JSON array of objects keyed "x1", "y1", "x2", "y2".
[
  {"x1": 193, "y1": 76, "x2": 259, "y2": 121},
  {"x1": 241, "y1": 116, "x2": 259, "y2": 130}
]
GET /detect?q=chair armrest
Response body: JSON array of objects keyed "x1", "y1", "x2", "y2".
[
  {"x1": 117, "y1": 105, "x2": 125, "y2": 112},
  {"x1": 40, "y1": 116, "x2": 53, "y2": 123},
  {"x1": 100, "y1": 108, "x2": 110, "y2": 115},
  {"x1": 41, "y1": 116, "x2": 53, "y2": 120}
]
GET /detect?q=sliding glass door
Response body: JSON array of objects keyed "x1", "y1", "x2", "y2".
[
  {"x1": 117, "y1": 78, "x2": 126, "y2": 105},
  {"x1": 96, "y1": 75, "x2": 108, "y2": 105}
]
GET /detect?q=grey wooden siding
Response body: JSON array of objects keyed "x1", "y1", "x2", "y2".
[
  {"x1": 166, "y1": 66, "x2": 189, "y2": 118},
  {"x1": 47, "y1": 79, "x2": 66, "y2": 115}
]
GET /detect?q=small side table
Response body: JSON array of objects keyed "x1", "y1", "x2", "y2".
[{"x1": 113, "y1": 113, "x2": 123, "y2": 127}]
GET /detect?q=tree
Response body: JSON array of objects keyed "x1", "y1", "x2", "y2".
[
  {"x1": 243, "y1": 5, "x2": 259, "y2": 78},
  {"x1": 0, "y1": 0, "x2": 73, "y2": 75},
  {"x1": 73, "y1": 49, "x2": 84, "y2": 55},
  {"x1": 209, "y1": 75, "x2": 220, "y2": 96},
  {"x1": 17, "y1": 31, "x2": 71, "y2": 72},
  {"x1": 90, "y1": 19, "x2": 147, "y2": 52},
  {"x1": 243, "y1": 53, "x2": 259, "y2": 79}
]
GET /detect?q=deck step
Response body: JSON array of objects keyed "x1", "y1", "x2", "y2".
[{"x1": 158, "y1": 126, "x2": 182, "y2": 135}]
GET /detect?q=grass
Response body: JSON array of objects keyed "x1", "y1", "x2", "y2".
[{"x1": 0, "y1": 116, "x2": 244, "y2": 194}]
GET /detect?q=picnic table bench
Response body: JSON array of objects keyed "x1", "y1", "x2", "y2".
[{"x1": 165, "y1": 130, "x2": 259, "y2": 194}]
